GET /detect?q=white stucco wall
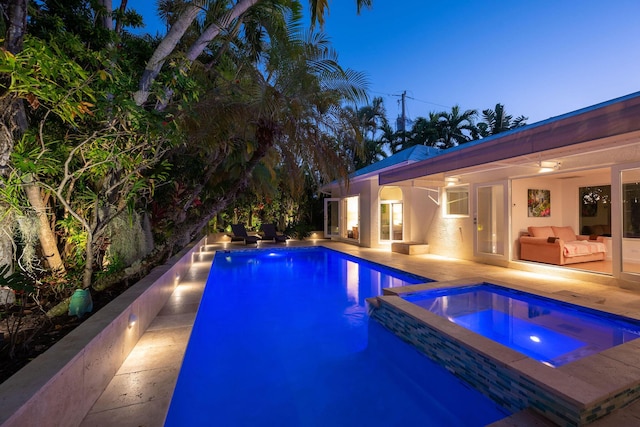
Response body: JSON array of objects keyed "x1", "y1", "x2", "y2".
[
  {"x1": 423, "y1": 186, "x2": 475, "y2": 260},
  {"x1": 407, "y1": 187, "x2": 439, "y2": 245}
]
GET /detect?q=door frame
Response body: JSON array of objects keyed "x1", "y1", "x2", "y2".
[{"x1": 473, "y1": 181, "x2": 510, "y2": 262}]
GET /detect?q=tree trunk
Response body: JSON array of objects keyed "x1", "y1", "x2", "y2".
[
  {"x1": 0, "y1": 0, "x2": 29, "y2": 170},
  {"x1": 114, "y1": 0, "x2": 128, "y2": 34},
  {"x1": 186, "y1": 0, "x2": 258, "y2": 62},
  {"x1": 133, "y1": 3, "x2": 202, "y2": 106},
  {"x1": 2, "y1": 0, "x2": 28, "y2": 54},
  {"x1": 157, "y1": 0, "x2": 259, "y2": 109},
  {"x1": 24, "y1": 184, "x2": 65, "y2": 272},
  {"x1": 0, "y1": 0, "x2": 29, "y2": 270},
  {"x1": 0, "y1": 208, "x2": 14, "y2": 269},
  {"x1": 82, "y1": 229, "x2": 94, "y2": 289},
  {"x1": 97, "y1": 0, "x2": 113, "y2": 30}
]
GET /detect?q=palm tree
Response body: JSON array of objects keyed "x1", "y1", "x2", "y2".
[
  {"x1": 477, "y1": 103, "x2": 528, "y2": 137},
  {"x1": 404, "y1": 113, "x2": 441, "y2": 150},
  {"x1": 378, "y1": 122, "x2": 401, "y2": 154},
  {"x1": 135, "y1": 0, "x2": 374, "y2": 107},
  {"x1": 357, "y1": 96, "x2": 387, "y2": 141},
  {"x1": 437, "y1": 105, "x2": 478, "y2": 149}
]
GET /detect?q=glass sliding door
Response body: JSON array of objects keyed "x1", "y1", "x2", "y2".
[
  {"x1": 476, "y1": 184, "x2": 505, "y2": 256},
  {"x1": 344, "y1": 196, "x2": 360, "y2": 240},
  {"x1": 392, "y1": 203, "x2": 403, "y2": 240},
  {"x1": 324, "y1": 198, "x2": 340, "y2": 238},
  {"x1": 379, "y1": 186, "x2": 403, "y2": 242},
  {"x1": 324, "y1": 196, "x2": 359, "y2": 241},
  {"x1": 380, "y1": 202, "x2": 403, "y2": 241},
  {"x1": 380, "y1": 203, "x2": 390, "y2": 240},
  {"x1": 621, "y1": 168, "x2": 640, "y2": 275}
]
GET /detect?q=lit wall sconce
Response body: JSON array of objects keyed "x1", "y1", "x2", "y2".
[
  {"x1": 539, "y1": 161, "x2": 561, "y2": 173},
  {"x1": 174, "y1": 272, "x2": 180, "y2": 284},
  {"x1": 445, "y1": 177, "x2": 460, "y2": 186},
  {"x1": 128, "y1": 313, "x2": 138, "y2": 328}
]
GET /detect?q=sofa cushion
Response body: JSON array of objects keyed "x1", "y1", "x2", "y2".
[
  {"x1": 528, "y1": 226, "x2": 554, "y2": 238},
  {"x1": 552, "y1": 226, "x2": 577, "y2": 242}
]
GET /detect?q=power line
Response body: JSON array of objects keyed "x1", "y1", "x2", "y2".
[
  {"x1": 405, "y1": 95, "x2": 451, "y2": 110},
  {"x1": 369, "y1": 90, "x2": 451, "y2": 110}
]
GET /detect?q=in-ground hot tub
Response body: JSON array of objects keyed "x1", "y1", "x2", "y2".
[
  {"x1": 368, "y1": 278, "x2": 640, "y2": 426},
  {"x1": 401, "y1": 282, "x2": 640, "y2": 367}
]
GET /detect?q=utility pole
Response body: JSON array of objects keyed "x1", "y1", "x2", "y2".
[
  {"x1": 394, "y1": 90, "x2": 408, "y2": 148},
  {"x1": 401, "y1": 90, "x2": 406, "y2": 146}
]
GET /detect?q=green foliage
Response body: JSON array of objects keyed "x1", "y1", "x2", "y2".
[
  {"x1": 2, "y1": 31, "x2": 179, "y2": 287},
  {"x1": 285, "y1": 222, "x2": 312, "y2": 240},
  {"x1": 0, "y1": 265, "x2": 34, "y2": 295},
  {"x1": 96, "y1": 252, "x2": 125, "y2": 280},
  {"x1": 0, "y1": 37, "x2": 99, "y2": 124},
  {"x1": 57, "y1": 215, "x2": 88, "y2": 268}
]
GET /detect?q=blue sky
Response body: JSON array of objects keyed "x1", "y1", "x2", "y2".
[{"x1": 126, "y1": 0, "x2": 640, "y2": 125}]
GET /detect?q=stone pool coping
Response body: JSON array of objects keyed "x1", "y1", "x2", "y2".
[
  {"x1": 369, "y1": 277, "x2": 640, "y2": 426},
  {"x1": 0, "y1": 236, "x2": 208, "y2": 427}
]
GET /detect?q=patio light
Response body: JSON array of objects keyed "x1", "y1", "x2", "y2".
[
  {"x1": 539, "y1": 161, "x2": 561, "y2": 173},
  {"x1": 128, "y1": 313, "x2": 138, "y2": 328}
]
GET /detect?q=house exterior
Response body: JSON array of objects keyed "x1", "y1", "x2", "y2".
[{"x1": 323, "y1": 91, "x2": 640, "y2": 284}]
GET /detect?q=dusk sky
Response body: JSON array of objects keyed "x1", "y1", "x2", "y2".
[{"x1": 127, "y1": 0, "x2": 640, "y2": 126}]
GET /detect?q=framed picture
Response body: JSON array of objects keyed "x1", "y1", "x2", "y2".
[{"x1": 528, "y1": 189, "x2": 551, "y2": 217}]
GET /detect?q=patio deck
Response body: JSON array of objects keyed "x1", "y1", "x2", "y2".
[{"x1": 79, "y1": 240, "x2": 640, "y2": 426}]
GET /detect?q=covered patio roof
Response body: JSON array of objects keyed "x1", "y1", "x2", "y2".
[{"x1": 380, "y1": 91, "x2": 640, "y2": 185}]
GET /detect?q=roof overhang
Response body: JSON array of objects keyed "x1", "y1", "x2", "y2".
[{"x1": 380, "y1": 92, "x2": 640, "y2": 185}]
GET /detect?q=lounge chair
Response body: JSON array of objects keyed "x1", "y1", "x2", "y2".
[
  {"x1": 230, "y1": 224, "x2": 260, "y2": 245},
  {"x1": 260, "y1": 223, "x2": 289, "y2": 243}
]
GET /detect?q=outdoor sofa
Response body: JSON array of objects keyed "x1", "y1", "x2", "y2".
[{"x1": 519, "y1": 225, "x2": 606, "y2": 266}]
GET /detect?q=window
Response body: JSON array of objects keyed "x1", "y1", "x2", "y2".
[
  {"x1": 623, "y1": 182, "x2": 640, "y2": 238},
  {"x1": 445, "y1": 186, "x2": 469, "y2": 216},
  {"x1": 579, "y1": 185, "x2": 611, "y2": 236}
]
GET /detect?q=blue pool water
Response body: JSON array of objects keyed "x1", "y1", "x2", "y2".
[
  {"x1": 165, "y1": 248, "x2": 510, "y2": 426},
  {"x1": 402, "y1": 283, "x2": 640, "y2": 367}
]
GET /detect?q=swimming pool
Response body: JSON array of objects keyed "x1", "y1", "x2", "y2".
[
  {"x1": 165, "y1": 248, "x2": 510, "y2": 426},
  {"x1": 401, "y1": 283, "x2": 640, "y2": 367}
]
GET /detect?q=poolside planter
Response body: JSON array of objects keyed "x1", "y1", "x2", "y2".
[{"x1": 68, "y1": 289, "x2": 93, "y2": 317}]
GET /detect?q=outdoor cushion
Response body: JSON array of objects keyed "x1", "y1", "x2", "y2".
[
  {"x1": 552, "y1": 226, "x2": 577, "y2": 242},
  {"x1": 528, "y1": 226, "x2": 554, "y2": 238}
]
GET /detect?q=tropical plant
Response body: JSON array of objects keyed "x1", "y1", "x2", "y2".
[
  {"x1": 401, "y1": 113, "x2": 441, "y2": 151},
  {"x1": 435, "y1": 105, "x2": 478, "y2": 149},
  {"x1": 477, "y1": 103, "x2": 527, "y2": 137}
]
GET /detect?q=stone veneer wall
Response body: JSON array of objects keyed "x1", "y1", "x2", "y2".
[
  {"x1": 369, "y1": 297, "x2": 640, "y2": 426},
  {"x1": 0, "y1": 235, "x2": 207, "y2": 427}
]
